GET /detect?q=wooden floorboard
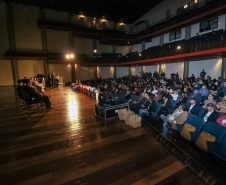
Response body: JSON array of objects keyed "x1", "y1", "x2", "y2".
[{"x1": 0, "y1": 86, "x2": 203, "y2": 185}]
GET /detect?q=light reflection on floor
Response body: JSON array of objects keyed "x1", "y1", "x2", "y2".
[{"x1": 67, "y1": 94, "x2": 79, "y2": 129}]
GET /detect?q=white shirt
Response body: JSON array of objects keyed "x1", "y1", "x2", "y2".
[
  {"x1": 188, "y1": 104, "x2": 195, "y2": 113},
  {"x1": 171, "y1": 94, "x2": 178, "y2": 101}
]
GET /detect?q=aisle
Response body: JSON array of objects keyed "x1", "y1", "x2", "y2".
[{"x1": 0, "y1": 86, "x2": 203, "y2": 185}]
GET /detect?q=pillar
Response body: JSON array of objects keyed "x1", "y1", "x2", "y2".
[
  {"x1": 183, "y1": 61, "x2": 189, "y2": 79},
  {"x1": 129, "y1": 66, "x2": 132, "y2": 76},
  {"x1": 6, "y1": 3, "x2": 18, "y2": 85},
  {"x1": 114, "y1": 66, "x2": 116, "y2": 78},
  {"x1": 40, "y1": 9, "x2": 49, "y2": 76},
  {"x1": 94, "y1": 66, "x2": 97, "y2": 81},
  {"x1": 185, "y1": 26, "x2": 191, "y2": 40},
  {"x1": 221, "y1": 58, "x2": 226, "y2": 79},
  {"x1": 141, "y1": 41, "x2": 145, "y2": 51}
]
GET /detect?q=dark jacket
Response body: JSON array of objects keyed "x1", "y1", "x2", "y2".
[
  {"x1": 148, "y1": 100, "x2": 156, "y2": 112},
  {"x1": 202, "y1": 110, "x2": 219, "y2": 123},
  {"x1": 187, "y1": 103, "x2": 200, "y2": 116}
]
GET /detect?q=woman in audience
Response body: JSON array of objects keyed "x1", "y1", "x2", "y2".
[{"x1": 216, "y1": 95, "x2": 226, "y2": 112}]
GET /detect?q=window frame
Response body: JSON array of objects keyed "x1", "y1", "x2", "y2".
[
  {"x1": 199, "y1": 17, "x2": 218, "y2": 33},
  {"x1": 169, "y1": 30, "x2": 181, "y2": 41}
]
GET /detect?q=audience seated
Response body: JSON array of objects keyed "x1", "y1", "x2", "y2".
[
  {"x1": 201, "y1": 103, "x2": 218, "y2": 123},
  {"x1": 186, "y1": 98, "x2": 200, "y2": 116},
  {"x1": 198, "y1": 85, "x2": 209, "y2": 101},
  {"x1": 160, "y1": 104, "x2": 188, "y2": 136},
  {"x1": 202, "y1": 94, "x2": 216, "y2": 108}
]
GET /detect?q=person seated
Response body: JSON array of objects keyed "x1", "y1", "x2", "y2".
[
  {"x1": 158, "y1": 95, "x2": 172, "y2": 116},
  {"x1": 151, "y1": 86, "x2": 158, "y2": 94},
  {"x1": 183, "y1": 87, "x2": 190, "y2": 97},
  {"x1": 171, "y1": 90, "x2": 179, "y2": 101},
  {"x1": 160, "y1": 104, "x2": 188, "y2": 136},
  {"x1": 138, "y1": 95, "x2": 154, "y2": 116},
  {"x1": 129, "y1": 92, "x2": 146, "y2": 112},
  {"x1": 216, "y1": 113, "x2": 226, "y2": 128},
  {"x1": 188, "y1": 89, "x2": 202, "y2": 104},
  {"x1": 217, "y1": 82, "x2": 226, "y2": 98},
  {"x1": 134, "y1": 93, "x2": 149, "y2": 113},
  {"x1": 154, "y1": 93, "x2": 160, "y2": 102},
  {"x1": 198, "y1": 85, "x2": 209, "y2": 101},
  {"x1": 177, "y1": 92, "x2": 187, "y2": 104},
  {"x1": 165, "y1": 88, "x2": 173, "y2": 99},
  {"x1": 186, "y1": 98, "x2": 200, "y2": 116},
  {"x1": 216, "y1": 95, "x2": 226, "y2": 112},
  {"x1": 138, "y1": 97, "x2": 156, "y2": 118},
  {"x1": 124, "y1": 89, "x2": 131, "y2": 101},
  {"x1": 24, "y1": 79, "x2": 54, "y2": 109},
  {"x1": 202, "y1": 94, "x2": 216, "y2": 108},
  {"x1": 201, "y1": 103, "x2": 218, "y2": 123}
]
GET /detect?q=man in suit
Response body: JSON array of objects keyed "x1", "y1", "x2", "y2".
[
  {"x1": 135, "y1": 94, "x2": 150, "y2": 114},
  {"x1": 124, "y1": 89, "x2": 131, "y2": 102},
  {"x1": 24, "y1": 79, "x2": 54, "y2": 109},
  {"x1": 186, "y1": 98, "x2": 200, "y2": 116},
  {"x1": 202, "y1": 103, "x2": 218, "y2": 123},
  {"x1": 160, "y1": 104, "x2": 188, "y2": 136},
  {"x1": 159, "y1": 95, "x2": 171, "y2": 116},
  {"x1": 139, "y1": 96, "x2": 156, "y2": 118},
  {"x1": 129, "y1": 92, "x2": 146, "y2": 112}
]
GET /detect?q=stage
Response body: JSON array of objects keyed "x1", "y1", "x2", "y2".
[{"x1": 0, "y1": 86, "x2": 204, "y2": 185}]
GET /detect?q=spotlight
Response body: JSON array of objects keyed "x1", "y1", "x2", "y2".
[
  {"x1": 128, "y1": 41, "x2": 130, "y2": 44},
  {"x1": 70, "y1": 54, "x2": 74, "y2": 58},
  {"x1": 94, "y1": 17, "x2": 96, "y2": 20},
  {"x1": 139, "y1": 53, "x2": 142, "y2": 57},
  {"x1": 194, "y1": 0, "x2": 198, "y2": 3},
  {"x1": 177, "y1": 45, "x2": 181, "y2": 50},
  {"x1": 66, "y1": 54, "x2": 70, "y2": 59},
  {"x1": 94, "y1": 49, "x2": 97, "y2": 53},
  {"x1": 184, "y1": 4, "x2": 188, "y2": 9}
]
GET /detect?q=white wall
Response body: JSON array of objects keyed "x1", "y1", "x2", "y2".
[
  {"x1": 47, "y1": 30, "x2": 70, "y2": 53},
  {"x1": 143, "y1": 65, "x2": 158, "y2": 73},
  {"x1": 116, "y1": 46, "x2": 129, "y2": 56},
  {"x1": 189, "y1": 59, "x2": 222, "y2": 79},
  {"x1": 74, "y1": 37, "x2": 93, "y2": 56},
  {"x1": 13, "y1": 4, "x2": 42, "y2": 51},
  {"x1": 131, "y1": 66, "x2": 142, "y2": 76},
  {"x1": 132, "y1": 44, "x2": 142, "y2": 53},
  {"x1": 79, "y1": 66, "x2": 94, "y2": 81},
  {"x1": 97, "y1": 41, "x2": 113, "y2": 53},
  {"x1": 152, "y1": 37, "x2": 160, "y2": 47},
  {"x1": 191, "y1": 15, "x2": 226, "y2": 37},
  {"x1": 0, "y1": 60, "x2": 14, "y2": 86},
  {"x1": 97, "y1": 66, "x2": 114, "y2": 79},
  {"x1": 18, "y1": 60, "x2": 44, "y2": 79},
  {"x1": 49, "y1": 63, "x2": 72, "y2": 82},
  {"x1": 116, "y1": 67, "x2": 129, "y2": 78},
  {"x1": 162, "y1": 62, "x2": 184, "y2": 78}
]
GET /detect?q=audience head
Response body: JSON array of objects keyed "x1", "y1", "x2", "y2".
[
  {"x1": 162, "y1": 95, "x2": 168, "y2": 100},
  {"x1": 207, "y1": 103, "x2": 215, "y2": 112},
  {"x1": 202, "y1": 85, "x2": 207, "y2": 89},
  {"x1": 17, "y1": 80, "x2": 23, "y2": 85},
  {"x1": 190, "y1": 98, "x2": 196, "y2": 105},
  {"x1": 173, "y1": 90, "x2": 178, "y2": 95},
  {"x1": 208, "y1": 94, "x2": 214, "y2": 101},
  {"x1": 178, "y1": 104, "x2": 186, "y2": 112},
  {"x1": 141, "y1": 92, "x2": 145, "y2": 97},
  {"x1": 193, "y1": 89, "x2": 198, "y2": 95}
]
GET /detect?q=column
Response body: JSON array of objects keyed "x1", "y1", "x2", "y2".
[
  {"x1": 160, "y1": 35, "x2": 164, "y2": 46},
  {"x1": 183, "y1": 61, "x2": 189, "y2": 79},
  {"x1": 185, "y1": 26, "x2": 191, "y2": 40},
  {"x1": 7, "y1": 3, "x2": 18, "y2": 85},
  {"x1": 68, "y1": 13, "x2": 76, "y2": 82},
  {"x1": 129, "y1": 66, "x2": 132, "y2": 76},
  {"x1": 94, "y1": 66, "x2": 97, "y2": 81},
  {"x1": 114, "y1": 66, "x2": 116, "y2": 78},
  {"x1": 40, "y1": 9, "x2": 49, "y2": 76},
  {"x1": 221, "y1": 58, "x2": 226, "y2": 79},
  {"x1": 141, "y1": 41, "x2": 145, "y2": 51}
]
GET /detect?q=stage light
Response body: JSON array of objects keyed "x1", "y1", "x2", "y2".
[
  {"x1": 80, "y1": 15, "x2": 85, "y2": 18},
  {"x1": 102, "y1": 19, "x2": 106, "y2": 23},
  {"x1": 94, "y1": 17, "x2": 96, "y2": 20},
  {"x1": 177, "y1": 45, "x2": 181, "y2": 50},
  {"x1": 128, "y1": 41, "x2": 130, "y2": 44},
  {"x1": 194, "y1": 0, "x2": 198, "y2": 3},
  {"x1": 70, "y1": 54, "x2": 74, "y2": 58},
  {"x1": 66, "y1": 54, "x2": 70, "y2": 59},
  {"x1": 139, "y1": 53, "x2": 142, "y2": 57},
  {"x1": 94, "y1": 49, "x2": 97, "y2": 53},
  {"x1": 120, "y1": 23, "x2": 125, "y2": 26},
  {"x1": 184, "y1": 4, "x2": 188, "y2": 9}
]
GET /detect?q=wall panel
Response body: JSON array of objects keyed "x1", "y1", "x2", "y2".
[
  {"x1": 143, "y1": 65, "x2": 158, "y2": 73},
  {"x1": 47, "y1": 30, "x2": 69, "y2": 53},
  {"x1": 0, "y1": 60, "x2": 14, "y2": 86},
  {"x1": 162, "y1": 62, "x2": 184, "y2": 78},
  {"x1": 73, "y1": 37, "x2": 93, "y2": 56},
  {"x1": 131, "y1": 66, "x2": 142, "y2": 76},
  {"x1": 189, "y1": 59, "x2": 222, "y2": 79},
  {"x1": 97, "y1": 41, "x2": 113, "y2": 53},
  {"x1": 97, "y1": 67, "x2": 114, "y2": 79},
  {"x1": 13, "y1": 5, "x2": 42, "y2": 51},
  {"x1": 18, "y1": 60, "x2": 44, "y2": 79},
  {"x1": 116, "y1": 67, "x2": 129, "y2": 78}
]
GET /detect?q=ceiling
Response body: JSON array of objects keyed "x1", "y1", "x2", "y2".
[{"x1": 7, "y1": 0, "x2": 163, "y2": 24}]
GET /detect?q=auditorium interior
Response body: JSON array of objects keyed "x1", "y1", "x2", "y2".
[{"x1": 1, "y1": 0, "x2": 226, "y2": 184}]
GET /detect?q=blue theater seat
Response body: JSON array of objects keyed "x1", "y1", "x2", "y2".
[
  {"x1": 151, "y1": 102, "x2": 161, "y2": 118},
  {"x1": 167, "y1": 100, "x2": 177, "y2": 114},
  {"x1": 198, "y1": 107, "x2": 207, "y2": 117},
  {"x1": 196, "y1": 122, "x2": 226, "y2": 152},
  {"x1": 179, "y1": 114, "x2": 205, "y2": 141},
  {"x1": 212, "y1": 134, "x2": 226, "y2": 161}
]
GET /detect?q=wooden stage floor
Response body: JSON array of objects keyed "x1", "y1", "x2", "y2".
[{"x1": 0, "y1": 86, "x2": 203, "y2": 185}]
